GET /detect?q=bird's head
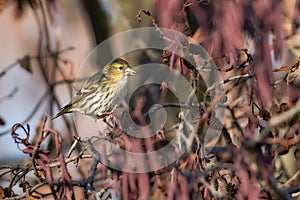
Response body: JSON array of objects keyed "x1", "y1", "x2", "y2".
[{"x1": 104, "y1": 58, "x2": 136, "y2": 82}]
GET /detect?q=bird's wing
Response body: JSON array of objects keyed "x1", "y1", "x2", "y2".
[
  {"x1": 52, "y1": 71, "x2": 105, "y2": 119},
  {"x1": 80, "y1": 71, "x2": 103, "y2": 91},
  {"x1": 71, "y1": 71, "x2": 106, "y2": 106}
]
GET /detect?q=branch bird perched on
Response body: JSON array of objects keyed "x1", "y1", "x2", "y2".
[{"x1": 52, "y1": 58, "x2": 136, "y2": 119}]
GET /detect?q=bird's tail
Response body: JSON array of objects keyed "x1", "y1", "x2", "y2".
[{"x1": 51, "y1": 104, "x2": 72, "y2": 120}]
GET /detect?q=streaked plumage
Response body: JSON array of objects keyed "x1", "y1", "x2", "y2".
[{"x1": 52, "y1": 58, "x2": 135, "y2": 119}]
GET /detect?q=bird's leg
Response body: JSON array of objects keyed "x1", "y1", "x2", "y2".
[
  {"x1": 97, "y1": 111, "x2": 113, "y2": 118},
  {"x1": 108, "y1": 106, "x2": 121, "y2": 128},
  {"x1": 103, "y1": 115, "x2": 114, "y2": 129},
  {"x1": 96, "y1": 105, "x2": 119, "y2": 119},
  {"x1": 96, "y1": 106, "x2": 120, "y2": 128}
]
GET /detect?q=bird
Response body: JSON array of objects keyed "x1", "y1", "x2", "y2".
[{"x1": 52, "y1": 58, "x2": 136, "y2": 119}]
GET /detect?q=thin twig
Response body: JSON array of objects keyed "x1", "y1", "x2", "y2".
[
  {"x1": 0, "y1": 88, "x2": 18, "y2": 103},
  {"x1": 248, "y1": 99, "x2": 300, "y2": 148},
  {"x1": 143, "y1": 102, "x2": 191, "y2": 117}
]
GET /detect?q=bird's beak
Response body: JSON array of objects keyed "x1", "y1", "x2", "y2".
[{"x1": 125, "y1": 68, "x2": 136, "y2": 76}]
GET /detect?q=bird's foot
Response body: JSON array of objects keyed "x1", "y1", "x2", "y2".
[{"x1": 102, "y1": 114, "x2": 119, "y2": 129}]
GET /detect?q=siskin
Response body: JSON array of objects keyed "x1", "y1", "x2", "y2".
[{"x1": 52, "y1": 58, "x2": 136, "y2": 119}]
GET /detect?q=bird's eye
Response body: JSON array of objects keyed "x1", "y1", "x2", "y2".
[{"x1": 118, "y1": 66, "x2": 124, "y2": 70}]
